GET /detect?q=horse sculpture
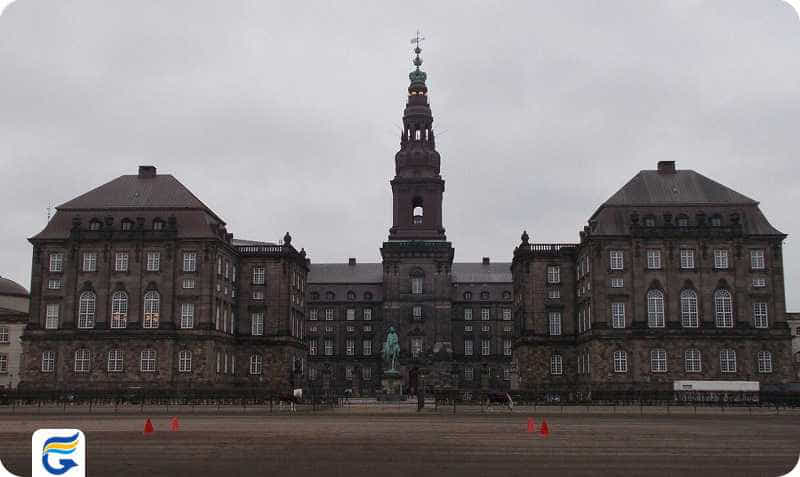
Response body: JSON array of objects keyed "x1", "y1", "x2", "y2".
[{"x1": 382, "y1": 326, "x2": 400, "y2": 372}]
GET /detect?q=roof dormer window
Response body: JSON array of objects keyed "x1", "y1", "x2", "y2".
[{"x1": 153, "y1": 219, "x2": 164, "y2": 231}]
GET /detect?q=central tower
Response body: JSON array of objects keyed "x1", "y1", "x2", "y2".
[
  {"x1": 381, "y1": 42, "x2": 455, "y2": 393},
  {"x1": 388, "y1": 44, "x2": 446, "y2": 241}
]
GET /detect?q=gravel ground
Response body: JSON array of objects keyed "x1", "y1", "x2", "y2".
[{"x1": 0, "y1": 410, "x2": 798, "y2": 476}]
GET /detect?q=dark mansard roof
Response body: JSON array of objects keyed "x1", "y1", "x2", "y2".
[
  {"x1": 308, "y1": 262, "x2": 512, "y2": 284},
  {"x1": 31, "y1": 167, "x2": 228, "y2": 241},
  {"x1": 589, "y1": 162, "x2": 784, "y2": 237},
  {"x1": 451, "y1": 263, "x2": 512, "y2": 283}
]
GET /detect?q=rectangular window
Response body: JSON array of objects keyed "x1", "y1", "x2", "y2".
[
  {"x1": 324, "y1": 339, "x2": 334, "y2": 356},
  {"x1": 650, "y1": 349, "x2": 667, "y2": 373},
  {"x1": 610, "y1": 278, "x2": 624, "y2": 288},
  {"x1": 551, "y1": 354, "x2": 563, "y2": 375},
  {"x1": 502, "y1": 308, "x2": 512, "y2": 321},
  {"x1": 758, "y1": 351, "x2": 772, "y2": 373},
  {"x1": 179, "y1": 303, "x2": 194, "y2": 329},
  {"x1": 250, "y1": 312, "x2": 264, "y2": 336},
  {"x1": 752, "y1": 278, "x2": 767, "y2": 288},
  {"x1": 325, "y1": 308, "x2": 334, "y2": 321},
  {"x1": 464, "y1": 339, "x2": 473, "y2": 356},
  {"x1": 146, "y1": 252, "x2": 160, "y2": 272},
  {"x1": 346, "y1": 308, "x2": 355, "y2": 321},
  {"x1": 646, "y1": 249, "x2": 662, "y2": 269},
  {"x1": 362, "y1": 367, "x2": 372, "y2": 381},
  {"x1": 252, "y1": 267, "x2": 265, "y2": 285},
  {"x1": 346, "y1": 339, "x2": 355, "y2": 356},
  {"x1": 464, "y1": 367, "x2": 474, "y2": 381},
  {"x1": 182, "y1": 278, "x2": 196, "y2": 289},
  {"x1": 611, "y1": 303, "x2": 625, "y2": 328},
  {"x1": 49, "y1": 253, "x2": 64, "y2": 272},
  {"x1": 680, "y1": 249, "x2": 695, "y2": 269},
  {"x1": 309, "y1": 340, "x2": 318, "y2": 356},
  {"x1": 753, "y1": 303, "x2": 769, "y2": 328},
  {"x1": 481, "y1": 339, "x2": 490, "y2": 356},
  {"x1": 613, "y1": 351, "x2": 628, "y2": 373},
  {"x1": 41, "y1": 351, "x2": 55, "y2": 372},
  {"x1": 0, "y1": 354, "x2": 8, "y2": 373},
  {"x1": 750, "y1": 250, "x2": 765, "y2": 270},
  {"x1": 411, "y1": 337, "x2": 423, "y2": 358},
  {"x1": 45, "y1": 304, "x2": 59, "y2": 329},
  {"x1": 481, "y1": 308, "x2": 490, "y2": 321},
  {"x1": 0, "y1": 327, "x2": 7, "y2": 343},
  {"x1": 74, "y1": 350, "x2": 90, "y2": 373},
  {"x1": 363, "y1": 325, "x2": 372, "y2": 332},
  {"x1": 412, "y1": 305, "x2": 422, "y2": 320},
  {"x1": 547, "y1": 266, "x2": 561, "y2": 284},
  {"x1": 82, "y1": 252, "x2": 97, "y2": 272},
  {"x1": 503, "y1": 338, "x2": 512, "y2": 356},
  {"x1": 252, "y1": 290, "x2": 264, "y2": 300},
  {"x1": 114, "y1": 252, "x2": 129, "y2": 272},
  {"x1": 363, "y1": 308, "x2": 372, "y2": 321},
  {"x1": 547, "y1": 289, "x2": 561, "y2": 299},
  {"x1": 345, "y1": 366, "x2": 353, "y2": 380},
  {"x1": 224, "y1": 261, "x2": 230, "y2": 279},
  {"x1": 503, "y1": 367, "x2": 511, "y2": 381},
  {"x1": 548, "y1": 312, "x2": 562, "y2": 336},
  {"x1": 183, "y1": 252, "x2": 197, "y2": 272},
  {"x1": 363, "y1": 340, "x2": 372, "y2": 356},
  {"x1": 503, "y1": 325, "x2": 512, "y2": 333},
  {"x1": 685, "y1": 349, "x2": 702, "y2": 373},
  {"x1": 309, "y1": 309, "x2": 318, "y2": 320},
  {"x1": 464, "y1": 308, "x2": 472, "y2": 321},
  {"x1": 609, "y1": 250, "x2": 624, "y2": 270},
  {"x1": 107, "y1": 350, "x2": 124, "y2": 372},
  {"x1": 411, "y1": 277, "x2": 423, "y2": 295},
  {"x1": 720, "y1": 350, "x2": 737, "y2": 373},
  {"x1": 47, "y1": 279, "x2": 63, "y2": 290},
  {"x1": 714, "y1": 249, "x2": 729, "y2": 269}
]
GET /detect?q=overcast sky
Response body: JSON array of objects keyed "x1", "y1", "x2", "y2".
[{"x1": 0, "y1": 1, "x2": 799, "y2": 309}]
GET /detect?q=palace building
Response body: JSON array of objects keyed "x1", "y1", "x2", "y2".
[{"x1": 18, "y1": 46, "x2": 795, "y2": 397}]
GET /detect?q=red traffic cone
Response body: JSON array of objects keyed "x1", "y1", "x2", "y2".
[
  {"x1": 539, "y1": 418, "x2": 549, "y2": 438},
  {"x1": 143, "y1": 418, "x2": 154, "y2": 434},
  {"x1": 170, "y1": 416, "x2": 179, "y2": 432},
  {"x1": 527, "y1": 417, "x2": 536, "y2": 433}
]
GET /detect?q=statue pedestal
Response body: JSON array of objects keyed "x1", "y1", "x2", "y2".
[{"x1": 381, "y1": 370, "x2": 403, "y2": 401}]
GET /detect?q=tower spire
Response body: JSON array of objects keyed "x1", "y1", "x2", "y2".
[{"x1": 388, "y1": 34, "x2": 445, "y2": 241}]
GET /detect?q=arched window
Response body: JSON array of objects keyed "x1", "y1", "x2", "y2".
[
  {"x1": 550, "y1": 353, "x2": 563, "y2": 375},
  {"x1": 502, "y1": 291, "x2": 512, "y2": 300},
  {"x1": 757, "y1": 351, "x2": 772, "y2": 373},
  {"x1": 74, "y1": 348, "x2": 90, "y2": 373},
  {"x1": 613, "y1": 350, "x2": 628, "y2": 373},
  {"x1": 121, "y1": 219, "x2": 133, "y2": 231},
  {"x1": 714, "y1": 289, "x2": 733, "y2": 328},
  {"x1": 644, "y1": 215, "x2": 656, "y2": 227},
  {"x1": 411, "y1": 273, "x2": 424, "y2": 295},
  {"x1": 107, "y1": 349, "x2": 123, "y2": 372},
  {"x1": 178, "y1": 350, "x2": 192, "y2": 373},
  {"x1": 710, "y1": 215, "x2": 722, "y2": 227},
  {"x1": 143, "y1": 291, "x2": 160, "y2": 329},
  {"x1": 685, "y1": 349, "x2": 701, "y2": 372},
  {"x1": 346, "y1": 291, "x2": 356, "y2": 301},
  {"x1": 310, "y1": 292, "x2": 320, "y2": 301},
  {"x1": 676, "y1": 215, "x2": 689, "y2": 227},
  {"x1": 152, "y1": 218, "x2": 165, "y2": 231},
  {"x1": 364, "y1": 292, "x2": 373, "y2": 301},
  {"x1": 647, "y1": 290, "x2": 665, "y2": 328},
  {"x1": 679, "y1": 289, "x2": 698, "y2": 328},
  {"x1": 719, "y1": 349, "x2": 736, "y2": 373},
  {"x1": 140, "y1": 349, "x2": 157, "y2": 372},
  {"x1": 325, "y1": 291, "x2": 335, "y2": 301},
  {"x1": 111, "y1": 291, "x2": 128, "y2": 329},
  {"x1": 463, "y1": 292, "x2": 472, "y2": 301},
  {"x1": 89, "y1": 219, "x2": 101, "y2": 231},
  {"x1": 249, "y1": 354, "x2": 263, "y2": 375},
  {"x1": 412, "y1": 197, "x2": 424, "y2": 225},
  {"x1": 78, "y1": 291, "x2": 96, "y2": 329}
]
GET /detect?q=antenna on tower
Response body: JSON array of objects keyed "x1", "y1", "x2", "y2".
[{"x1": 46, "y1": 203, "x2": 52, "y2": 222}]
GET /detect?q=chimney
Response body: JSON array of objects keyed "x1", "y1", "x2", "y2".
[
  {"x1": 348, "y1": 258, "x2": 356, "y2": 266},
  {"x1": 482, "y1": 257, "x2": 490, "y2": 265},
  {"x1": 657, "y1": 161, "x2": 676, "y2": 174},
  {"x1": 138, "y1": 165, "x2": 157, "y2": 178}
]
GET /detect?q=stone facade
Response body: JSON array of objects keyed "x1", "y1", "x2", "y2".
[
  {"x1": 513, "y1": 161, "x2": 795, "y2": 395},
  {"x1": 0, "y1": 277, "x2": 29, "y2": 389},
  {"x1": 19, "y1": 167, "x2": 308, "y2": 394}
]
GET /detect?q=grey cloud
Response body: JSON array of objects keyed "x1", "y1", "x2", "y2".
[{"x1": 0, "y1": 0, "x2": 798, "y2": 309}]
